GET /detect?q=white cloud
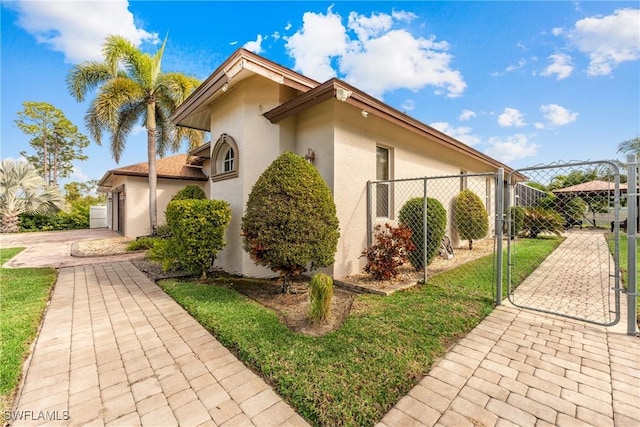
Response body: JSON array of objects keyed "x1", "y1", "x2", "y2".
[
  {"x1": 551, "y1": 27, "x2": 564, "y2": 36},
  {"x1": 11, "y1": 0, "x2": 158, "y2": 63},
  {"x1": 243, "y1": 34, "x2": 264, "y2": 54},
  {"x1": 285, "y1": 8, "x2": 466, "y2": 98},
  {"x1": 401, "y1": 99, "x2": 415, "y2": 112},
  {"x1": 285, "y1": 22, "x2": 292, "y2": 31},
  {"x1": 567, "y1": 8, "x2": 640, "y2": 76},
  {"x1": 285, "y1": 8, "x2": 349, "y2": 82},
  {"x1": 498, "y1": 108, "x2": 526, "y2": 127},
  {"x1": 491, "y1": 58, "x2": 526, "y2": 76},
  {"x1": 485, "y1": 134, "x2": 540, "y2": 163},
  {"x1": 458, "y1": 109, "x2": 476, "y2": 121},
  {"x1": 430, "y1": 122, "x2": 481, "y2": 146},
  {"x1": 541, "y1": 53, "x2": 573, "y2": 80},
  {"x1": 539, "y1": 104, "x2": 578, "y2": 126},
  {"x1": 229, "y1": 41, "x2": 238, "y2": 46}
]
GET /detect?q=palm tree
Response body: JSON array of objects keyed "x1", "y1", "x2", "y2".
[
  {"x1": 617, "y1": 136, "x2": 640, "y2": 158},
  {"x1": 0, "y1": 159, "x2": 65, "y2": 233},
  {"x1": 67, "y1": 35, "x2": 202, "y2": 235}
]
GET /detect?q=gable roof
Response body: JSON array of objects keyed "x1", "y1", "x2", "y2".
[
  {"x1": 171, "y1": 48, "x2": 319, "y2": 131},
  {"x1": 171, "y1": 50, "x2": 519, "y2": 176},
  {"x1": 98, "y1": 154, "x2": 207, "y2": 189},
  {"x1": 552, "y1": 180, "x2": 626, "y2": 194}
]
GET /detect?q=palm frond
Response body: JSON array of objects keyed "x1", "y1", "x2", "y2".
[
  {"x1": 103, "y1": 35, "x2": 139, "y2": 75},
  {"x1": 157, "y1": 73, "x2": 201, "y2": 110},
  {"x1": 617, "y1": 136, "x2": 640, "y2": 157},
  {"x1": 111, "y1": 102, "x2": 146, "y2": 163},
  {"x1": 66, "y1": 62, "x2": 113, "y2": 102},
  {"x1": 155, "y1": 106, "x2": 173, "y2": 157},
  {"x1": 93, "y1": 78, "x2": 144, "y2": 130}
]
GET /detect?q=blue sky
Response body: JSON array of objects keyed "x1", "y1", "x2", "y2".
[{"x1": 1, "y1": 1, "x2": 639, "y2": 187}]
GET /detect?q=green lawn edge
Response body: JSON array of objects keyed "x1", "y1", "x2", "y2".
[
  {"x1": 0, "y1": 247, "x2": 57, "y2": 424},
  {"x1": 159, "y1": 238, "x2": 560, "y2": 426}
]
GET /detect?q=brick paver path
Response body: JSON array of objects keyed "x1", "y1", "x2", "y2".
[
  {"x1": 510, "y1": 230, "x2": 617, "y2": 324},
  {"x1": 380, "y1": 231, "x2": 640, "y2": 427},
  {"x1": 10, "y1": 262, "x2": 308, "y2": 426}
]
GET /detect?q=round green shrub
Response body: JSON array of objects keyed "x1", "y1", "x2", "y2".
[
  {"x1": 453, "y1": 190, "x2": 489, "y2": 250},
  {"x1": 398, "y1": 197, "x2": 447, "y2": 270},
  {"x1": 171, "y1": 184, "x2": 206, "y2": 201},
  {"x1": 166, "y1": 199, "x2": 231, "y2": 277},
  {"x1": 309, "y1": 273, "x2": 333, "y2": 324},
  {"x1": 241, "y1": 152, "x2": 340, "y2": 293}
]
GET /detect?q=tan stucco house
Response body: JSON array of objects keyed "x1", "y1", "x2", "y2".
[
  {"x1": 97, "y1": 154, "x2": 207, "y2": 236},
  {"x1": 100, "y1": 48, "x2": 518, "y2": 279}
]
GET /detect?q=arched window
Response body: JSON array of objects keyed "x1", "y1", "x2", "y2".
[{"x1": 211, "y1": 133, "x2": 239, "y2": 181}]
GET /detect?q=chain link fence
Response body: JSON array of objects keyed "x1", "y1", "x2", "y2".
[
  {"x1": 506, "y1": 160, "x2": 622, "y2": 326},
  {"x1": 367, "y1": 172, "x2": 499, "y2": 284}
]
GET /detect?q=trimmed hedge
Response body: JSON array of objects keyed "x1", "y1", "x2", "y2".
[
  {"x1": 171, "y1": 184, "x2": 206, "y2": 201},
  {"x1": 398, "y1": 197, "x2": 447, "y2": 270},
  {"x1": 165, "y1": 199, "x2": 231, "y2": 277},
  {"x1": 453, "y1": 189, "x2": 489, "y2": 250},
  {"x1": 242, "y1": 152, "x2": 340, "y2": 292}
]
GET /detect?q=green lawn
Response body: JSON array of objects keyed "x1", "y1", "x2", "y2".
[
  {"x1": 159, "y1": 237, "x2": 560, "y2": 426},
  {"x1": 0, "y1": 248, "x2": 57, "y2": 424}
]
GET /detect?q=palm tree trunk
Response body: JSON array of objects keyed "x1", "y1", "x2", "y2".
[{"x1": 147, "y1": 100, "x2": 158, "y2": 236}]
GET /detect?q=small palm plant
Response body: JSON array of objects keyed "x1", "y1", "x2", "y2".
[{"x1": 0, "y1": 159, "x2": 65, "y2": 233}]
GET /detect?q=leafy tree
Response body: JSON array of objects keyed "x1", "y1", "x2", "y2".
[
  {"x1": 15, "y1": 101, "x2": 89, "y2": 185},
  {"x1": 242, "y1": 152, "x2": 340, "y2": 293},
  {"x1": 0, "y1": 159, "x2": 65, "y2": 233},
  {"x1": 64, "y1": 180, "x2": 105, "y2": 204},
  {"x1": 453, "y1": 190, "x2": 489, "y2": 250},
  {"x1": 548, "y1": 170, "x2": 598, "y2": 191},
  {"x1": 67, "y1": 35, "x2": 203, "y2": 235}
]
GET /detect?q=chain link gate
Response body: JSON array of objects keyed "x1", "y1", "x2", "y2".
[
  {"x1": 505, "y1": 160, "x2": 622, "y2": 327},
  {"x1": 367, "y1": 171, "x2": 503, "y2": 296}
]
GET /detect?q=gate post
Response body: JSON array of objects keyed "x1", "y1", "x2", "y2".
[
  {"x1": 495, "y1": 169, "x2": 504, "y2": 305},
  {"x1": 366, "y1": 181, "x2": 372, "y2": 248},
  {"x1": 627, "y1": 155, "x2": 638, "y2": 335},
  {"x1": 423, "y1": 178, "x2": 428, "y2": 283}
]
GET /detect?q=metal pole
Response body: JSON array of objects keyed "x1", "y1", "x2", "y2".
[
  {"x1": 496, "y1": 169, "x2": 504, "y2": 305},
  {"x1": 423, "y1": 178, "x2": 428, "y2": 283},
  {"x1": 627, "y1": 155, "x2": 638, "y2": 335},
  {"x1": 366, "y1": 181, "x2": 372, "y2": 248}
]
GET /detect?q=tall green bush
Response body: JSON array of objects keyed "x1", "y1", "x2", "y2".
[
  {"x1": 398, "y1": 197, "x2": 447, "y2": 270},
  {"x1": 242, "y1": 152, "x2": 340, "y2": 293},
  {"x1": 165, "y1": 199, "x2": 231, "y2": 277},
  {"x1": 453, "y1": 190, "x2": 489, "y2": 250},
  {"x1": 171, "y1": 184, "x2": 206, "y2": 201},
  {"x1": 309, "y1": 273, "x2": 333, "y2": 324}
]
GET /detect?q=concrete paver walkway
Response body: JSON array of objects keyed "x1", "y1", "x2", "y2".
[
  {"x1": 10, "y1": 262, "x2": 307, "y2": 426},
  {"x1": 380, "y1": 231, "x2": 639, "y2": 427}
]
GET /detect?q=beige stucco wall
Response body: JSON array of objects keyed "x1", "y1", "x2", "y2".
[
  {"x1": 207, "y1": 76, "x2": 300, "y2": 278},
  {"x1": 198, "y1": 76, "x2": 502, "y2": 280},
  {"x1": 105, "y1": 176, "x2": 205, "y2": 238},
  {"x1": 330, "y1": 101, "x2": 499, "y2": 278}
]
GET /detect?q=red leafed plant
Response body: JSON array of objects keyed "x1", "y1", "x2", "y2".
[{"x1": 361, "y1": 223, "x2": 416, "y2": 281}]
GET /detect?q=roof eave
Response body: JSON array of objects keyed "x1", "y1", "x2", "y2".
[{"x1": 265, "y1": 79, "x2": 523, "y2": 178}]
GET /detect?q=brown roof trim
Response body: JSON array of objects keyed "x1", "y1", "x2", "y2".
[
  {"x1": 265, "y1": 79, "x2": 520, "y2": 176},
  {"x1": 97, "y1": 154, "x2": 208, "y2": 188},
  {"x1": 170, "y1": 48, "x2": 320, "y2": 128},
  {"x1": 189, "y1": 142, "x2": 211, "y2": 159}
]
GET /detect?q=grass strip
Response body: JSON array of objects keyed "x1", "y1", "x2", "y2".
[
  {"x1": 0, "y1": 248, "x2": 57, "y2": 424},
  {"x1": 159, "y1": 238, "x2": 559, "y2": 426}
]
